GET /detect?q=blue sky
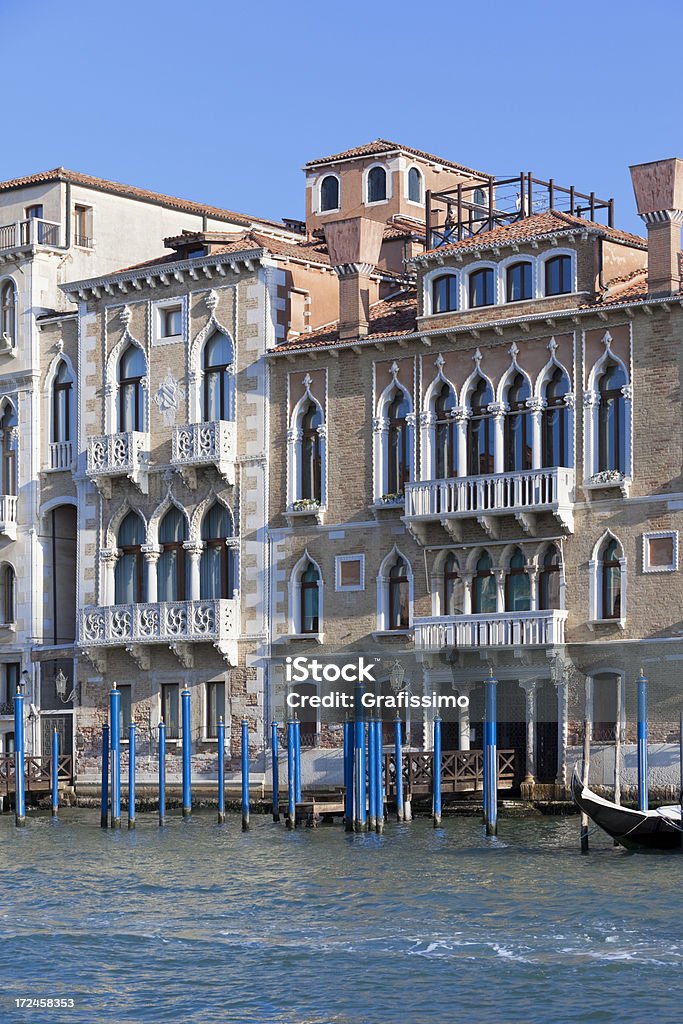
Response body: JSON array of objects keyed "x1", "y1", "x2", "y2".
[{"x1": 4, "y1": 0, "x2": 682, "y2": 235}]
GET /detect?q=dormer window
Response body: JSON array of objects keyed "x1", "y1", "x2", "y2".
[
  {"x1": 320, "y1": 175, "x2": 340, "y2": 212},
  {"x1": 506, "y1": 261, "x2": 532, "y2": 302},
  {"x1": 432, "y1": 274, "x2": 458, "y2": 314},
  {"x1": 469, "y1": 267, "x2": 494, "y2": 308},
  {"x1": 367, "y1": 166, "x2": 387, "y2": 204},
  {"x1": 545, "y1": 254, "x2": 572, "y2": 296}
]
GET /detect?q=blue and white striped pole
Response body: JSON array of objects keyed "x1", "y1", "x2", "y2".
[
  {"x1": 217, "y1": 717, "x2": 226, "y2": 824},
  {"x1": 375, "y1": 719, "x2": 384, "y2": 834},
  {"x1": 294, "y1": 716, "x2": 302, "y2": 805},
  {"x1": 128, "y1": 723, "x2": 136, "y2": 830},
  {"x1": 343, "y1": 719, "x2": 353, "y2": 831},
  {"x1": 100, "y1": 724, "x2": 109, "y2": 829},
  {"x1": 271, "y1": 721, "x2": 280, "y2": 822},
  {"x1": 394, "y1": 716, "x2": 404, "y2": 822},
  {"x1": 110, "y1": 683, "x2": 121, "y2": 829},
  {"x1": 158, "y1": 720, "x2": 166, "y2": 826},
  {"x1": 14, "y1": 684, "x2": 25, "y2": 827},
  {"x1": 433, "y1": 716, "x2": 442, "y2": 827},
  {"x1": 181, "y1": 687, "x2": 192, "y2": 818},
  {"x1": 367, "y1": 717, "x2": 377, "y2": 832},
  {"x1": 637, "y1": 669, "x2": 649, "y2": 812},
  {"x1": 241, "y1": 718, "x2": 250, "y2": 831},
  {"x1": 484, "y1": 671, "x2": 498, "y2": 836},
  {"x1": 354, "y1": 710, "x2": 366, "y2": 832},
  {"x1": 51, "y1": 728, "x2": 59, "y2": 818},
  {"x1": 287, "y1": 719, "x2": 296, "y2": 829}
]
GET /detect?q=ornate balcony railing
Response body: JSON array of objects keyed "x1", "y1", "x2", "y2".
[
  {"x1": 86, "y1": 431, "x2": 149, "y2": 495},
  {"x1": 404, "y1": 467, "x2": 574, "y2": 538},
  {"x1": 79, "y1": 598, "x2": 238, "y2": 664},
  {"x1": 48, "y1": 441, "x2": 73, "y2": 471},
  {"x1": 171, "y1": 420, "x2": 235, "y2": 485},
  {"x1": 0, "y1": 494, "x2": 17, "y2": 540},
  {"x1": 0, "y1": 218, "x2": 62, "y2": 251},
  {"x1": 413, "y1": 609, "x2": 568, "y2": 649}
]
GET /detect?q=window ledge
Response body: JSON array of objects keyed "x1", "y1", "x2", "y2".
[
  {"x1": 370, "y1": 500, "x2": 405, "y2": 520},
  {"x1": 583, "y1": 476, "x2": 631, "y2": 498},
  {"x1": 285, "y1": 505, "x2": 326, "y2": 526},
  {"x1": 273, "y1": 632, "x2": 325, "y2": 645},
  {"x1": 0, "y1": 622, "x2": 16, "y2": 633},
  {"x1": 371, "y1": 629, "x2": 413, "y2": 640},
  {"x1": 587, "y1": 618, "x2": 626, "y2": 631}
]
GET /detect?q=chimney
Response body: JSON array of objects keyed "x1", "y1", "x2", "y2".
[
  {"x1": 630, "y1": 158, "x2": 683, "y2": 295},
  {"x1": 324, "y1": 217, "x2": 384, "y2": 340}
]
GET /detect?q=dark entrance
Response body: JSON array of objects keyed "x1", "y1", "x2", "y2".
[
  {"x1": 41, "y1": 713, "x2": 73, "y2": 761},
  {"x1": 536, "y1": 680, "x2": 558, "y2": 783}
]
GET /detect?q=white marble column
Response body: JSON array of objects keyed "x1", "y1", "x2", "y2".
[
  {"x1": 142, "y1": 545, "x2": 161, "y2": 603},
  {"x1": 490, "y1": 403, "x2": 506, "y2": 475},
  {"x1": 461, "y1": 573, "x2": 473, "y2": 614},
  {"x1": 458, "y1": 682, "x2": 473, "y2": 750},
  {"x1": 100, "y1": 549, "x2": 118, "y2": 606},
  {"x1": 520, "y1": 680, "x2": 538, "y2": 783},
  {"x1": 184, "y1": 542, "x2": 203, "y2": 601}
]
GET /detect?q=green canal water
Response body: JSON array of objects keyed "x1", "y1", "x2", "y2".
[{"x1": 0, "y1": 810, "x2": 680, "y2": 1024}]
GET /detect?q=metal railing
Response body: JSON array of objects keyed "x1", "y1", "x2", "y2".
[
  {"x1": 414, "y1": 609, "x2": 568, "y2": 648},
  {"x1": 48, "y1": 441, "x2": 73, "y2": 471},
  {"x1": 0, "y1": 218, "x2": 62, "y2": 251},
  {"x1": 383, "y1": 749, "x2": 518, "y2": 795},
  {"x1": 405, "y1": 467, "x2": 574, "y2": 519},
  {"x1": 73, "y1": 234, "x2": 94, "y2": 248}
]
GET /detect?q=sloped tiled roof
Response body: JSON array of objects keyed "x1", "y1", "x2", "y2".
[
  {"x1": 304, "y1": 139, "x2": 487, "y2": 177},
  {"x1": 273, "y1": 290, "x2": 417, "y2": 352}
]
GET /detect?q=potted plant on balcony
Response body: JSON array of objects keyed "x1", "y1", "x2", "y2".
[
  {"x1": 285, "y1": 498, "x2": 324, "y2": 525},
  {"x1": 584, "y1": 469, "x2": 630, "y2": 498}
]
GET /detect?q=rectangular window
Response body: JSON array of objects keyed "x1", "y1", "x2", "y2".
[
  {"x1": 73, "y1": 205, "x2": 93, "y2": 247},
  {"x1": 1, "y1": 662, "x2": 20, "y2": 709},
  {"x1": 336, "y1": 555, "x2": 365, "y2": 592},
  {"x1": 643, "y1": 532, "x2": 678, "y2": 573},
  {"x1": 153, "y1": 300, "x2": 185, "y2": 346},
  {"x1": 161, "y1": 306, "x2": 182, "y2": 338},
  {"x1": 161, "y1": 684, "x2": 179, "y2": 739},
  {"x1": 118, "y1": 684, "x2": 132, "y2": 739},
  {"x1": 206, "y1": 681, "x2": 225, "y2": 739}
]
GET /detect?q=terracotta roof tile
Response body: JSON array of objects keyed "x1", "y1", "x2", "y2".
[
  {"x1": 273, "y1": 289, "x2": 417, "y2": 352},
  {"x1": 304, "y1": 139, "x2": 487, "y2": 177}
]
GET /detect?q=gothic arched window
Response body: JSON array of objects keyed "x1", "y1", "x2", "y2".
[
  {"x1": 118, "y1": 344, "x2": 146, "y2": 433},
  {"x1": 1, "y1": 281, "x2": 16, "y2": 345},
  {"x1": 597, "y1": 360, "x2": 627, "y2": 473},
  {"x1": 387, "y1": 389, "x2": 410, "y2": 493},
  {"x1": 467, "y1": 377, "x2": 494, "y2": 476},
  {"x1": 300, "y1": 561, "x2": 320, "y2": 634},
  {"x1": 202, "y1": 331, "x2": 233, "y2": 422},
  {"x1": 115, "y1": 512, "x2": 145, "y2": 604},
  {"x1": 472, "y1": 551, "x2": 496, "y2": 614},
  {"x1": 388, "y1": 555, "x2": 410, "y2": 630},
  {"x1": 52, "y1": 360, "x2": 73, "y2": 443},
  {"x1": 601, "y1": 538, "x2": 622, "y2": 620},
  {"x1": 301, "y1": 402, "x2": 322, "y2": 502},
  {"x1": 158, "y1": 507, "x2": 188, "y2": 603},
  {"x1": 542, "y1": 366, "x2": 570, "y2": 468},
  {"x1": 443, "y1": 553, "x2": 459, "y2": 616},
  {"x1": 200, "y1": 503, "x2": 236, "y2": 600},
  {"x1": 505, "y1": 547, "x2": 530, "y2": 612},
  {"x1": 538, "y1": 545, "x2": 561, "y2": 610},
  {"x1": 434, "y1": 382, "x2": 456, "y2": 479},
  {"x1": 504, "y1": 372, "x2": 532, "y2": 472}
]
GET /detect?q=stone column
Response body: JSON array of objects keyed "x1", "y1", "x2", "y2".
[
  {"x1": 184, "y1": 542, "x2": 204, "y2": 601},
  {"x1": 489, "y1": 403, "x2": 506, "y2": 475},
  {"x1": 458, "y1": 682, "x2": 473, "y2": 750},
  {"x1": 528, "y1": 397, "x2": 545, "y2": 470},
  {"x1": 453, "y1": 409, "x2": 469, "y2": 477},
  {"x1": 520, "y1": 680, "x2": 538, "y2": 784},
  {"x1": 461, "y1": 573, "x2": 473, "y2": 615},
  {"x1": 494, "y1": 569, "x2": 506, "y2": 612},
  {"x1": 527, "y1": 564, "x2": 539, "y2": 612},
  {"x1": 554, "y1": 672, "x2": 569, "y2": 791},
  {"x1": 99, "y1": 548, "x2": 119, "y2": 606},
  {"x1": 142, "y1": 545, "x2": 161, "y2": 603}
]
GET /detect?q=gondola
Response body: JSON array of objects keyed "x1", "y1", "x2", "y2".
[{"x1": 571, "y1": 766, "x2": 682, "y2": 851}]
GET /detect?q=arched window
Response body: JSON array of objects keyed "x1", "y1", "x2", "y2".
[
  {"x1": 301, "y1": 402, "x2": 322, "y2": 502},
  {"x1": 538, "y1": 545, "x2": 561, "y2": 610},
  {"x1": 203, "y1": 331, "x2": 233, "y2": 421},
  {"x1": 542, "y1": 366, "x2": 570, "y2": 467},
  {"x1": 467, "y1": 376, "x2": 494, "y2": 476},
  {"x1": 601, "y1": 538, "x2": 622, "y2": 620},
  {"x1": 504, "y1": 372, "x2": 532, "y2": 472},
  {"x1": 1, "y1": 281, "x2": 16, "y2": 344},
  {"x1": 52, "y1": 360, "x2": 72, "y2": 443},
  {"x1": 544, "y1": 255, "x2": 572, "y2": 296},
  {"x1": 434, "y1": 382, "x2": 456, "y2": 479},
  {"x1": 469, "y1": 267, "x2": 494, "y2": 308},
  {"x1": 320, "y1": 175, "x2": 340, "y2": 212},
  {"x1": 0, "y1": 404, "x2": 17, "y2": 496},
  {"x1": 118, "y1": 344, "x2": 146, "y2": 433},
  {"x1": 597, "y1": 360, "x2": 627, "y2": 473},
  {"x1": 200, "y1": 503, "x2": 236, "y2": 600},
  {"x1": 443, "y1": 553, "x2": 459, "y2": 616},
  {"x1": 387, "y1": 388, "x2": 410, "y2": 493},
  {"x1": 158, "y1": 507, "x2": 188, "y2": 602},
  {"x1": 506, "y1": 261, "x2": 532, "y2": 302},
  {"x1": 388, "y1": 556, "x2": 409, "y2": 630},
  {"x1": 408, "y1": 167, "x2": 422, "y2": 203},
  {"x1": 505, "y1": 547, "x2": 530, "y2": 612},
  {"x1": 367, "y1": 166, "x2": 387, "y2": 203},
  {"x1": 432, "y1": 274, "x2": 458, "y2": 314},
  {"x1": 300, "y1": 562, "x2": 320, "y2": 634},
  {"x1": 472, "y1": 552, "x2": 496, "y2": 614},
  {"x1": 114, "y1": 512, "x2": 145, "y2": 604},
  {"x1": 1, "y1": 564, "x2": 15, "y2": 623}
]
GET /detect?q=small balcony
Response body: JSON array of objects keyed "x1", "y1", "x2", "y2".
[
  {"x1": 0, "y1": 495, "x2": 17, "y2": 540},
  {"x1": 171, "y1": 420, "x2": 236, "y2": 487},
  {"x1": 86, "y1": 431, "x2": 149, "y2": 496},
  {"x1": 79, "y1": 598, "x2": 239, "y2": 667},
  {"x1": 413, "y1": 609, "x2": 568, "y2": 650},
  {"x1": 48, "y1": 441, "x2": 73, "y2": 472},
  {"x1": 0, "y1": 218, "x2": 62, "y2": 255},
  {"x1": 404, "y1": 467, "x2": 574, "y2": 541}
]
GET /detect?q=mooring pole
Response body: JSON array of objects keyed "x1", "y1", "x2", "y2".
[
  {"x1": 637, "y1": 669, "x2": 649, "y2": 812},
  {"x1": 484, "y1": 671, "x2": 498, "y2": 836},
  {"x1": 110, "y1": 683, "x2": 121, "y2": 830},
  {"x1": 294, "y1": 716, "x2": 302, "y2": 805},
  {"x1": 367, "y1": 716, "x2": 377, "y2": 832},
  {"x1": 100, "y1": 724, "x2": 109, "y2": 829},
  {"x1": 679, "y1": 710, "x2": 683, "y2": 850},
  {"x1": 376, "y1": 720, "x2": 384, "y2": 834},
  {"x1": 343, "y1": 719, "x2": 353, "y2": 831},
  {"x1": 354, "y1": 708, "x2": 367, "y2": 832},
  {"x1": 287, "y1": 719, "x2": 296, "y2": 830},
  {"x1": 271, "y1": 721, "x2": 280, "y2": 823},
  {"x1": 217, "y1": 717, "x2": 226, "y2": 824},
  {"x1": 581, "y1": 718, "x2": 591, "y2": 853},
  {"x1": 241, "y1": 718, "x2": 250, "y2": 831},
  {"x1": 51, "y1": 728, "x2": 59, "y2": 818},
  {"x1": 14, "y1": 683, "x2": 25, "y2": 828},
  {"x1": 394, "y1": 716, "x2": 404, "y2": 823},
  {"x1": 158, "y1": 720, "x2": 166, "y2": 826},
  {"x1": 181, "y1": 686, "x2": 192, "y2": 818},
  {"x1": 128, "y1": 723, "x2": 136, "y2": 830},
  {"x1": 433, "y1": 715, "x2": 442, "y2": 828}
]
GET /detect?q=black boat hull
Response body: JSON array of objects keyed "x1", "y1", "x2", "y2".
[{"x1": 571, "y1": 769, "x2": 682, "y2": 852}]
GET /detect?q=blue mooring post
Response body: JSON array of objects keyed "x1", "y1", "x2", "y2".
[
  {"x1": 294, "y1": 716, "x2": 302, "y2": 805},
  {"x1": 394, "y1": 716, "x2": 404, "y2": 823},
  {"x1": 376, "y1": 719, "x2": 384, "y2": 834},
  {"x1": 100, "y1": 724, "x2": 109, "y2": 829},
  {"x1": 433, "y1": 716, "x2": 442, "y2": 828},
  {"x1": 270, "y1": 721, "x2": 279, "y2": 823},
  {"x1": 367, "y1": 717, "x2": 377, "y2": 832},
  {"x1": 354, "y1": 710, "x2": 367, "y2": 832},
  {"x1": 128, "y1": 723, "x2": 136, "y2": 830},
  {"x1": 158, "y1": 720, "x2": 166, "y2": 826},
  {"x1": 343, "y1": 719, "x2": 353, "y2": 832},
  {"x1": 287, "y1": 719, "x2": 296, "y2": 830},
  {"x1": 110, "y1": 683, "x2": 121, "y2": 829},
  {"x1": 217, "y1": 717, "x2": 226, "y2": 824},
  {"x1": 637, "y1": 669, "x2": 649, "y2": 812},
  {"x1": 14, "y1": 684, "x2": 25, "y2": 827},
  {"x1": 51, "y1": 728, "x2": 59, "y2": 818},
  {"x1": 181, "y1": 687, "x2": 191, "y2": 818},
  {"x1": 241, "y1": 718, "x2": 250, "y2": 831},
  {"x1": 484, "y1": 671, "x2": 498, "y2": 836}
]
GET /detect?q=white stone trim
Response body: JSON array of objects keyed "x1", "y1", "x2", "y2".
[
  {"x1": 642, "y1": 530, "x2": 678, "y2": 573},
  {"x1": 376, "y1": 545, "x2": 413, "y2": 631},
  {"x1": 363, "y1": 162, "x2": 392, "y2": 206},
  {"x1": 335, "y1": 554, "x2": 365, "y2": 592},
  {"x1": 289, "y1": 550, "x2": 323, "y2": 634}
]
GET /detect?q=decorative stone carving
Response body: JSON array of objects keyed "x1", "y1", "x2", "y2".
[{"x1": 153, "y1": 371, "x2": 186, "y2": 426}]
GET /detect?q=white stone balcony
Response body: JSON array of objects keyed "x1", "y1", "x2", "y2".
[
  {"x1": 0, "y1": 217, "x2": 62, "y2": 255},
  {"x1": 48, "y1": 441, "x2": 73, "y2": 472},
  {"x1": 0, "y1": 495, "x2": 18, "y2": 540},
  {"x1": 414, "y1": 609, "x2": 568, "y2": 650},
  {"x1": 79, "y1": 598, "x2": 238, "y2": 668},
  {"x1": 86, "y1": 431, "x2": 149, "y2": 496},
  {"x1": 171, "y1": 420, "x2": 235, "y2": 487},
  {"x1": 404, "y1": 468, "x2": 574, "y2": 540}
]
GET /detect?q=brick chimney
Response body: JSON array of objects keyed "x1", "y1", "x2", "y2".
[
  {"x1": 630, "y1": 158, "x2": 683, "y2": 295},
  {"x1": 324, "y1": 217, "x2": 384, "y2": 340}
]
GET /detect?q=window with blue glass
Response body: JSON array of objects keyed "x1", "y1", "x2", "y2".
[
  {"x1": 388, "y1": 556, "x2": 409, "y2": 630},
  {"x1": 600, "y1": 539, "x2": 622, "y2": 619},
  {"x1": 467, "y1": 376, "x2": 494, "y2": 476},
  {"x1": 118, "y1": 344, "x2": 146, "y2": 433},
  {"x1": 597, "y1": 361, "x2": 627, "y2": 473},
  {"x1": 115, "y1": 511, "x2": 145, "y2": 604},
  {"x1": 157, "y1": 507, "x2": 189, "y2": 602},
  {"x1": 505, "y1": 547, "x2": 530, "y2": 612},
  {"x1": 542, "y1": 366, "x2": 571, "y2": 467},
  {"x1": 506, "y1": 261, "x2": 532, "y2": 302},
  {"x1": 387, "y1": 389, "x2": 410, "y2": 493},
  {"x1": 504, "y1": 372, "x2": 532, "y2": 472},
  {"x1": 538, "y1": 545, "x2": 561, "y2": 610},
  {"x1": 469, "y1": 268, "x2": 494, "y2": 308},
  {"x1": 443, "y1": 553, "x2": 459, "y2": 616},
  {"x1": 301, "y1": 402, "x2": 322, "y2": 502},
  {"x1": 544, "y1": 255, "x2": 572, "y2": 296},
  {"x1": 472, "y1": 552, "x2": 496, "y2": 614},
  {"x1": 431, "y1": 274, "x2": 458, "y2": 314},
  {"x1": 203, "y1": 331, "x2": 233, "y2": 422},
  {"x1": 434, "y1": 382, "x2": 456, "y2": 479},
  {"x1": 300, "y1": 562, "x2": 320, "y2": 633},
  {"x1": 52, "y1": 360, "x2": 72, "y2": 443},
  {"x1": 200, "y1": 503, "x2": 236, "y2": 600}
]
